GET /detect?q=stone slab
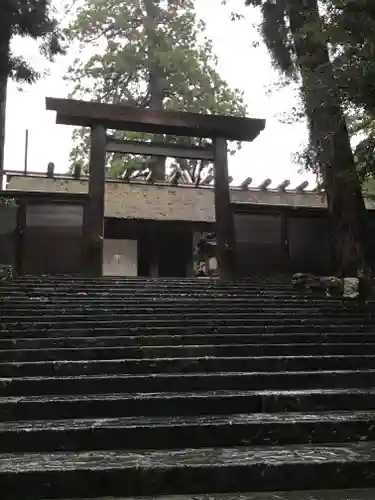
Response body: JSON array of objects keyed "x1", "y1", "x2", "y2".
[{"x1": 44, "y1": 491, "x2": 375, "y2": 500}]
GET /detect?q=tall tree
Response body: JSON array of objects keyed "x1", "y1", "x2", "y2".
[
  {"x1": 244, "y1": 0, "x2": 371, "y2": 279},
  {"x1": 330, "y1": 1, "x2": 375, "y2": 183},
  {"x1": 66, "y1": 0, "x2": 247, "y2": 183},
  {"x1": 0, "y1": 0, "x2": 64, "y2": 186}
]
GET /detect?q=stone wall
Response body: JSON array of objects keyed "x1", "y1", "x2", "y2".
[{"x1": 6, "y1": 174, "x2": 341, "y2": 222}]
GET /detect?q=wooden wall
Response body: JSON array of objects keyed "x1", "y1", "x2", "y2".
[
  {"x1": 0, "y1": 192, "x2": 88, "y2": 276},
  {"x1": 233, "y1": 204, "x2": 366, "y2": 276},
  {"x1": 23, "y1": 203, "x2": 84, "y2": 275},
  {"x1": 0, "y1": 204, "x2": 17, "y2": 268},
  {"x1": 3, "y1": 192, "x2": 375, "y2": 278},
  {"x1": 234, "y1": 212, "x2": 288, "y2": 275}
]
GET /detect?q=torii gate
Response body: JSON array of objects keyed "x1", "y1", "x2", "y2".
[{"x1": 46, "y1": 97, "x2": 265, "y2": 279}]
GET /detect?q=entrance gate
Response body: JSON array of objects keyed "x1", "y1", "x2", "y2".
[{"x1": 46, "y1": 98, "x2": 265, "y2": 279}]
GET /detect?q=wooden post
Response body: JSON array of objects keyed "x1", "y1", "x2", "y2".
[
  {"x1": 280, "y1": 210, "x2": 291, "y2": 273},
  {"x1": 85, "y1": 124, "x2": 106, "y2": 277},
  {"x1": 24, "y1": 129, "x2": 29, "y2": 174},
  {"x1": 213, "y1": 137, "x2": 236, "y2": 279},
  {"x1": 15, "y1": 200, "x2": 26, "y2": 276}
]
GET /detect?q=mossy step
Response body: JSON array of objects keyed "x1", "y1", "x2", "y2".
[
  {"x1": 2, "y1": 388, "x2": 375, "y2": 421},
  {"x1": 4, "y1": 324, "x2": 375, "y2": 338},
  {"x1": 2, "y1": 312, "x2": 374, "y2": 323},
  {"x1": 0, "y1": 333, "x2": 373, "y2": 349},
  {"x1": 1, "y1": 442, "x2": 375, "y2": 497},
  {"x1": 2, "y1": 354, "x2": 375, "y2": 377},
  {"x1": 2, "y1": 411, "x2": 375, "y2": 453},
  {"x1": 45, "y1": 490, "x2": 375, "y2": 500},
  {"x1": 3, "y1": 369, "x2": 375, "y2": 397},
  {"x1": 2, "y1": 342, "x2": 375, "y2": 362}
]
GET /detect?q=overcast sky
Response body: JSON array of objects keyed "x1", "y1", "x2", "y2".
[{"x1": 4, "y1": 0, "x2": 314, "y2": 188}]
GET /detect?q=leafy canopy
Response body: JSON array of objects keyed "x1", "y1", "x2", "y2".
[
  {"x1": 0, "y1": 0, "x2": 64, "y2": 83},
  {"x1": 241, "y1": 0, "x2": 375, "y2": 184},
  {"x1": 65, "y1": 0, "x2": 247, "y2": 182}
]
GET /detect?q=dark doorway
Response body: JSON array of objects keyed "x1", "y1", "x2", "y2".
[
  {"x1": 158, "y1": 232, "x2": 191, "y2": 277},
  {"x1": 138, "y1": 230, "x2": 192, "y2": 278}
]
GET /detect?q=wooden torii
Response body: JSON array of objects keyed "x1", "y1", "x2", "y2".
[{"x1": 46, "y1": 97, "x2": 265, "y2": 279}]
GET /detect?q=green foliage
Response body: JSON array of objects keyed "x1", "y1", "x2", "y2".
[
  {"x1": 328, "y1": 1, "x2": 375, "y2": 183},
  {"x1": 0, "y1": 0, "x2": 65, "y2": 83},
  {"x1": 243, "y1": 0, "x2": 375, "y2": 183},
  {"x1": 66, "y1": 0, "x2": 247, "y2": 182},
  {"x1": 0, "y1": 1, "x2": 65, "y2": 173},
  {"x1": 260, "y1": 0, "x2": 296, "y2": 78}
]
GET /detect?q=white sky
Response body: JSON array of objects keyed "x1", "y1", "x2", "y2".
[{"x1": 4, "y1": 0, "x2": 314, "y2": 188}]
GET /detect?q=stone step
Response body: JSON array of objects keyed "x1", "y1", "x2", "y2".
[
  {"x1": 2, "y1": 276, "x2": 373, "y2": 499},
  {"x1": 0, "y1": 285, "x2": 347, "y2": 295},
  {"x1": 1, "y1": 442, "x2": 375, "y2": 498},
  {"x1": 0, "y1": 283, "x2": 362, "y2": 295},
  {"x1": 4, "y1": 324, "x2": 375, "y2": 337},
  {"x1": 0, "y1": 295, "x2": 355, "y2": 303},
  {"x1": 2, "y1": 304, "x2": 370, "y2": 315},
  {"x1": 4, "y1": 318, "x2": 375, "y2": 333},
  {"x1": 2, "y1": 305, "x2": 375, "y2": 322},
  {"x1": 1, "y1": 332, "x2": 374, "y2": 349},
  {"x1": 7, "y1": 286, "x2": 295, "y2": 293},
  {"x1": 2, "y1": 342, "x2": 375, "y2": 362},
  {"x1": 37, "y1": 490, "x2": 375, "y2": 500},
  {"x1": 0, "y1": 281, "x2": 295, "y2": 289},
  {"x1": 1, "y1": 305, "x2": 372, "y2": 314},
  {"x1": 1, "y1": 312, "x2": 375, "y2": 329},
  {"x1": 2, "y1": 354, "x2": 375, "y2": 378},
  {"x1": 2, "y1": 411, "x2": 375, "y2": 453},
  {"x1": 3, "y1": 370, "x2": 375, "y2": 397},
  {"x1": 0, "y1": 279, "x2": 295, "y2": 287},
  {"x1": 3, "y1": 276, "x2": 289, "y2": 282},
  {"x1": 0, "y1": 294, "x2": 352, "y2": 303},
  {"x1": 1, "y1": 284, "x2": 297, "y2": 292},
  {"x1": 2, "y1": 389, "x2": 375, "y2": 421},
  {"x1": 4, "y1": 303, "x2": 358, "y2": 313}
]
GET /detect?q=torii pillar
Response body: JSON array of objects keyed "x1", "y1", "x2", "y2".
[{"x1": 213, "y1": 137, "x2": 236, "y2": 280}]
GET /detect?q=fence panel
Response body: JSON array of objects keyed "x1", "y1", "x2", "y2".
[
  {"x1": 23, "y1": 203, "x2": 84, "y2": 275},
  {"x1": 288, "y1": 215, "x2": 331, "y2": 274},
  {"x1": 234, "y1": 212, "x2": 288, "y2": 275},
  {"x1": 0, "y1": 203, "x2": 18, "y2": 268}
]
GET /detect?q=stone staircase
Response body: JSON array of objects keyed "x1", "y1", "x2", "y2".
[{"x1": 1, "y1": 276, "x2": 375, "y2": 499}]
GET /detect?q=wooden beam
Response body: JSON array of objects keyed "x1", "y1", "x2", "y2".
[
  {"x1": 106, "y1": 138, "x2": 215, "y2": 161},
  {"x1": 46, "y1": 97, "x2": 266, "y2": 142},
  {"x1": 259, "y1": 178, "x2": 272, "y2": 190},
  {"x1": 0, "y1": 190, "x2": 89, "y2": 203},
  {"x1": 85, "y1": 124, "x2": 106, "y2": 277},
  {"x1": 201, "y1": 174, "x2": 214, "y2": 185},
  {"x1": 168, "y1": 170, "x2": 180, "y2": 185},
  {"x1": 296, "y1": 180, "x2": 309, "y2": 192},
  {"x1": 240, "y1": 177, "x2": 252, "y2": 190},
  {"x1": 277, "y1": 179, "x2": 290, "y2": 192},
  {"x1": 213, "y1": 137, "x2": 236, "y2": 279}
]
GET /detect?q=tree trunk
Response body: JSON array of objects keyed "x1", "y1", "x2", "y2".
[
  {"x1": 0, "y1": 31, "x2": 10, "y2": 190},
  {"x1": 288, "y1": 0, "x2": 370, "y2": 279},
  {"x1": 0, "y1": 73, "x2": 7, "y2": 190},
  {"x1": 143, "y1": 0, "x2": 166, "y2": 181}
]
